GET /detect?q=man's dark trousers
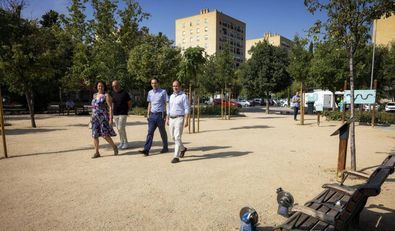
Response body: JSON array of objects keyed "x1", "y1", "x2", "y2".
[
  {"x1": 293, "y1": 106, "x2": 299, "y2": 120},
  {"x1": 144, "y1": 112, "x2": 168, "y2": 152}
]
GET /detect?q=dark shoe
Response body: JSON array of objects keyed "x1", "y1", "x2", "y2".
[
  {"x1": 113, "y1": 146, "x2": 119, "y2": 156},
  {"x1": 92, "y1": 153, "x2": 101, "y2": 159},
  {"x1": 160, "y1": 149, "x2": 169, "y2": 153},
  {"x1": 139, "y1": 150, "x2": 149, "y2": 156},
  {"x1": 171, "y1": 158, "x2": 179, "y2": 163},
  {"x1": 180, "y1": 148, "x2": 188, "y2": 158}
]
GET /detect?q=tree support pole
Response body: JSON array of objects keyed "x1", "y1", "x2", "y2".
[
  {"x1": 342, "y1": 80, "x2": 348, "y2": 123},
  {"x1": 371, "y1": 80, "x2": 377, "y2": 127},
  {"x1": 0, "y1": 88, "x2": 8, "y2": 158}
]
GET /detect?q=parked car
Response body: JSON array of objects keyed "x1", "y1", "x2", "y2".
[
  {"x1": 385, "y1": 102, "x2": 395, "y2": 112},
  {"x1": 237, "y1": 99, "x2": 251, "y2": 107},
  {"x1": 252, "y1": 98, "x2": 264, "y2": 106},
  {"x1": 213, "y1": 99, "x2": 242, "y2": 108},
  {"x1": 363, "y1": 104, "x2": 379, "y2": 111}
]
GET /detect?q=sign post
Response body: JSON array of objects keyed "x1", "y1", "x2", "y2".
[{"x1": 331, "y1": 118, "x2": 355, "y2": 181}]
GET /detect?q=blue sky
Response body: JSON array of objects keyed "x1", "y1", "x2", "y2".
[{"x1": 22, "y1": 0, "x2": 326, "y2": 41}]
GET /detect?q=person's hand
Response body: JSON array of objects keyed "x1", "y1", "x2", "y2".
[
  {"x1": 109, "y1": 119, "x2": 113, "y2": 126},
  {"x1": 166, "y1": 118, "x2": 169, "y2": 126}
]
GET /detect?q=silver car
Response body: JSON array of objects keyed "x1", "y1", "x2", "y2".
[{"x1": 385, "y1": 102, "x2": 395, "y2": 112}]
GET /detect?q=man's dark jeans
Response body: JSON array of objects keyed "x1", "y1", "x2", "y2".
[
  {"x1": 144, "y1": 112, "x2": 168, "y2": 152},
  {"x1": 293, "y1": 106, "x2": 299, "y2": 120}
]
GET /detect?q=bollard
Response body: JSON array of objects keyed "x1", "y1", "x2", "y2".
[{"x1": 239, "y1": 207, "x2": 258, "y2": 231}]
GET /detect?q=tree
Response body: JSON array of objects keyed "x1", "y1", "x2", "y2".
[
  {"x1": 177, "y1": 47, "x2": 206, "y2": 132},
  {"x1": 309, "y1": 40, "x2": 348, "y2": 92},
  {"x1": 287, "y1": 36, "x2": 312, "y2": 123},
  {"x1": 128, "y1": 33, "x2": 181, "y2": 89},
  {"x1": 305, "y1": 0, "x2": 395, "y2": 170},
  {"x1": 0, "y1": 4, "x2": 54, "y2": 127},
  {"x1": 382, "y1": 42, "x2": 395, "y2": 100},
  {"x1": 242, "y1": 41, "x2": 291, "y2": 114}
]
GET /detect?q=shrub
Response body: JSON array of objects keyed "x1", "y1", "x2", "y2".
[
  {"x1": 130, "y1": 105, "x2": 239, "y2": 117},
  {"x1": 323, "y1": 110, "x2": 395, "y2": 125},
  {"x1": 130, "y1": 107, "x2": 147, "y2": 116}
]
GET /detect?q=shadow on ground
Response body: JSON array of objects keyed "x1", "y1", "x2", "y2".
[
  {"x1": 359, "y1": 204, "x2": 395, "y2": 231},
  {"x1": 182, "y1": 151, "x2": 252, "y2": 162},
  {"x1": 5, "y1": 128, "x2": 66, "y2": 135}
]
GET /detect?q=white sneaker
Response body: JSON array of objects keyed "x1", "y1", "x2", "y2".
[
  {"x1": 121, "y1": 143, "x2": 129, "y2": 149},
  {"x1": 117, "y1": 143, "x2": 124, "y2": 149}
]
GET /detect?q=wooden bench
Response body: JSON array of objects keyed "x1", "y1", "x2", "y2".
[{"x1": 274, "y1": 154, "x2": 395, "y2": 231}]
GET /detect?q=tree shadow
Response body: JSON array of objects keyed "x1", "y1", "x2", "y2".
[
  {"x1": 5, "y1": 128, "x2": 66, "y2": 135},
  {"x1": 4, "y1": 146, "x2": 93, "y2": 159},
  {"x1": 230, "y1": 125, "x2": 272, "y2": 130},
  {"x1": 182, "y1": 151, "x2": 252, "y2": 162},
  {"x1": 256, "y1": 226, "x2": 275, "y2": 231},
  {"x1": 125, "y1": 121, "x2": 146, "y2": 126},
  {"x1": 188, "y1": 145, "x2": 231, "y2": 152},
  {"x1": 358, "y1": 204, "x2": 395, "y2": 230},
  {"x1": 256, "y1": 116, "x2": 287, "y2": 119}
]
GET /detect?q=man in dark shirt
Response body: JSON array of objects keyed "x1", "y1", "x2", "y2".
[{"x1": 112, "y1": 80, "x2": 132, "y2": 149}]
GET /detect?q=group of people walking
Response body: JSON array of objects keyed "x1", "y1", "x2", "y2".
[{"x1": 90, "y1": 78, "x2": 190, "y2": 164}]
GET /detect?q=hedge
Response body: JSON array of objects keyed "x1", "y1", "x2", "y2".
[
  {"x1": 130, "y1": 105, "x2": 239, "y2": 117},
  {"x1": 322, "y1": 110, "x2": 395, "y2": 125}
]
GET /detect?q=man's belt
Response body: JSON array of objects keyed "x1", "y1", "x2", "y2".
[{"x1": 169, "y1": 115, "x2": 184, "y2": 119}]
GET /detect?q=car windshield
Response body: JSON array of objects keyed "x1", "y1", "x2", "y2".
[{"x1": 388, "y1": 103, "x2": 395, "y2": 106}]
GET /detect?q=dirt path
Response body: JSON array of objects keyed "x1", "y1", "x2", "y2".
[{"x1": 1, "y1": 112, "x2": 394, "y2": 230}]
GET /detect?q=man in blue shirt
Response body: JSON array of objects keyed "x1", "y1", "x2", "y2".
[
  {"x1": 291, "y1": 92, "x2": 300, "y2": 121},
  {"x1": 139, "y1": 78, "x2": 169, "y2": 156},
  {"x1": 166, "y1": 80, "x2": 190, "y2": 163}
]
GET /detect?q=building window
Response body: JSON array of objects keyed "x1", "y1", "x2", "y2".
[
  {"x1": 182, "y1": 31, "x2": 185, "y2": 36},
  {"x1": 196, "y1": 35, "x2": 200, "y2": 42},
  {"x1": 190, "y1": 30, "x2": 193, "y2": 35},
  {"x1": 190, "y1": 37, "x2": 193, "y2": 42},
  {"x1": 205, "y1": 18, "x2": 208, "y2": 23},
  {"x1": 204, "y1": 35, "x2": 208, "y2": 40},
  {"x1": 196, "y1": 28, "x2": 200, "y2": 33},
  {"x1": 204, "y1": 27, "x2": 208, "y2": 32}
]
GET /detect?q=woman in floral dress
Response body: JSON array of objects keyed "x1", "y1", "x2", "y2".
[{"x1": 91, "y1": 81, "x2": 118, "y2": 158}]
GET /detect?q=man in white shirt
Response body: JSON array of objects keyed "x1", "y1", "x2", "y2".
[{"x1": 166, "y1": 80, "x2": 190, "y2": 164}]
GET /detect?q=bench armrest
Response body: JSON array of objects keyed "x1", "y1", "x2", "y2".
[
  {"x1": 291, "y1": 205, "x2": 335, "y2": 225},
  {"x1": 322, "y1": 183, "x2": 355, "y2": 195},
  {"x1": 343, "y1": 170, "x2": 370, "y2": 179}
]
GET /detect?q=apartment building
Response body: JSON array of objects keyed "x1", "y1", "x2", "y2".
[
  {"x1": 245, "y1": 32, "x2": 293, "y2": 60},
  {"x1": 175, "y1": 9, "x2": 246, "y2": 66},
  {"x1": 373, "y1": 13, "x2": 395, "y2": 47}
]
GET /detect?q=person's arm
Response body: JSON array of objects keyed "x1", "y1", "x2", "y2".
[
  {"x1": 183, "y1": 94, "x2": 190, "y2": 127},
  {"x1": 166, "y1": 95, "x2": 171, "y2": 126},
  {"x1": 127, "y1": 100, "x2": 132, "y2": 111},
  {"x1": 106, "y1": 94, "x2": 113, "y2": 125},
  {"x1": 147, "y1": 103, "x2": 151, "y2": 118}
]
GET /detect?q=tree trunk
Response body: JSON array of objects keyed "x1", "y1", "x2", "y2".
[
  {"x1": 59, "y1": 87, "x2": 63, "y2": 115},
  {"x1": 25, "y1": 90, "x2": 36, "y2": 128},
  {"x1": 300, "y1": 82, "x2": 304, "y2": 125},
  {"x1": 188, "y1": 83, "x2": 192, "y2": 133},
  {"x1": 266, "y1": 92, "x2": 270, "y2": 114},
  {"x1": 192, "y1": 89, "x2": 196, "y2": 133},
  {"x1": 221, "y1": 88, "x2": 224, "y2": 119},
  {"x1": 197, "y1": 94, "x2": 200, "y2": 132},
  {"x1": 228, "y1": 88, "x2": 231, "y2": 120},
  {"x1": 349, "y1": 50, "x2": 356, "y2": 171}
]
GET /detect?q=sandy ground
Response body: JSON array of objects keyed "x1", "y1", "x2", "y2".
[{"x1": 0, "y1": 109, "x2": 394, "y2": 231}]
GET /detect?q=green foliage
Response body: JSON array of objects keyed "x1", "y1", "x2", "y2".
[
  {"x1": 199, "y1": 106, "x2": 239, "y2": 116},
  {"x1": 323, "y1": 110, "x2": 395, "y2": 125},
  {"x1": 382, "y1": 42, "x2": 395, "y2": 99},
  {"x1": 128, "y1": 33, "x2": 182, "y2": 89},
  {"x1": 309, "y1": 40, "x2": 348, "y2": 91},
  {"x1": 131, "y1": 107, "x2": 147, "y2": 116},
  {"x1": 241, "y1": 41, "x2": 291, "y2": 99},
  {"x1": 287, "y1": 36, "x2": 312, "y2": 85},
  {"x1": 178, "y1": 47, "x2": 206, "y2": 87}
]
